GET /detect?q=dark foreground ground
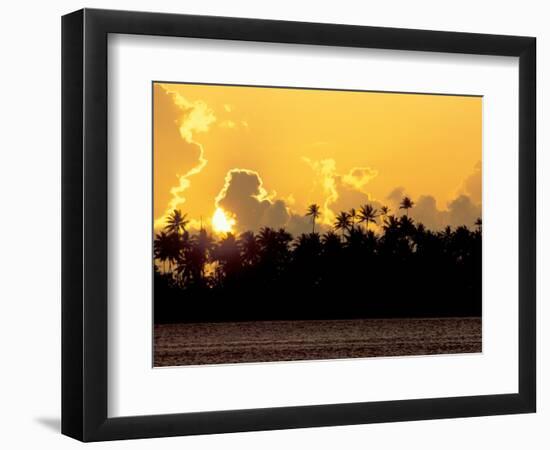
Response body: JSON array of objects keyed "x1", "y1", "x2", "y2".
[{"x1": 154, "y1": 317, "x2": 481, "y2": 367}]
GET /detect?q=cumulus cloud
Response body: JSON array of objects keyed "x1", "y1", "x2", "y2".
[
  {"x1": 386, "y1": 191, "x2": 480, "y2": 230},
  {"x1": 457, "y1": 161, "x2": 482, "y2": 204},
  {"x1": 303, "y1": 157, "x2": 379, "y2": 226},
  {"x1": 386, "y1": 187, "x2": 406, "y2": 208},
  {"x1": 384, "y1": 185, "x2": 480, "y2": 230},
  {"x1": 411, "y1": 195, "x2": 446, "y2": 230},
  {"x1": 298, "y1": 138, "x2": 480, "y2": 233},
  {"x1": 215, "y1": 169, "x2": 291, "y2": 232},
  {"x1": 447, "y1": 195, "x2": 480, "y2": 228},
  {"x1": 213, "y1": 168, "x2": 332, "y2": 234},
  {"x1": 286, "y1": 213, "x2": 321, "y2": 235},
  {"x1": 263, "y1": 200, "x2": 291, "y2": 229}
]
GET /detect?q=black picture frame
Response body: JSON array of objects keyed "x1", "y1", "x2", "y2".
[{"x1": 62, "y1": 8, "x2": 536, "y2": 442}]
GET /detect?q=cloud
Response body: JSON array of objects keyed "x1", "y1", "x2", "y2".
[
  {"x1": 386, "y1": 187, "x2": 406, "y2": 208},
  {"x1": 411, "y1": 195, "x2": 447, "y2": 230},
  {"x1": 214, "y1": 168, "x2": 331, "y2": 235},
  {"x1": 302, "y1": 157, "x2": 379, "y2": 226},
  {"x1": 263, "y1": 200, "x2": 291, "y2": 229},
  {"x1": 331, "y1": 179, "x2": 381, "y2": 216},
  {"x1": 215, "y1": 169, "x2": 291, "y2": 232},
  {"x1": 386, "y1": 189, "x2": 481, "y2": 230},
  {"x1": 219, "y1": 120, "x2": 236, "y2": 129},
  {"x1": 298, "y1": 157, "x2": 484, "y2": 231},
  {"x1": 457, "y1": 161, "x2": 482, "y2": 204},
  {"x1": 286, "y1": 214, "x2": 320, "y2": 235},
  {"x1": 302, "y1": 158, "x2": 338, "y2": 223},
  {"x1": 164, "y1": 86, "x2": 216, "y2": 143},
  {"x1": 342, "y1": 167, "x2": 378, "y2": 191},
  {"x1": 154, "y1": 84, "x2": 216, "y2": 228},
  {"x1": 447, "y1": 195, "x2": 480, "y2": 228},
  {"x1": 219, "y1": 118, "x2": 248, "y2": 132}
]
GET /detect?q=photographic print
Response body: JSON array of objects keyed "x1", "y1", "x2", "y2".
[{"x1": 153, "y1": 82, "x2": 482, "y2": 367}]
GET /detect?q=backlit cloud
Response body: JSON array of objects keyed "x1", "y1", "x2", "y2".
[
  {"x1": 387, "y1": 190, "x2": 481, "y2": 230},
  {"x1": 153, "y1": 83, "x2": 482, "y2": 235},
  {"x1": 303, "y1": 157, "x2": 379, "y2": 226},
  {"x1": 154, "y1": 84, "x2": 216, "y2": 229},
  {"x1": 215, "y1": 169, "x2": 289, "y2": 232}
]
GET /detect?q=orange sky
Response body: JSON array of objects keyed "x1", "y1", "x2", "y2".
[{"x1": 153, "y1": 82, "x2": 482, "y2": 234}]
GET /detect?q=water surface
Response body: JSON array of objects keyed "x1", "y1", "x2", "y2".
[{"x1": 154, "y1": 317, "x2": 481, "y2": 367}]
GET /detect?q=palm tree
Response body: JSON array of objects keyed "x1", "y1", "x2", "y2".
[
  {"x1": 164, "y1": 209, "x2": 189, "y2": 236},
  {"x1": 191, "y1": 229, "x2": 215, "y2": 279},
  {"x1": 321, "y1": 231, "x2": 343, "y2": 262},
  {"x1": 153, "y1": 231, "x2": 170, "y2": 273},
  {"x1": 399, "y1": 215, "x2": 416, "y2": 236},
  {"x1": 399, "y1": 197, "x2": 414, "y2": 216},
  {"x1": 349, "y1": 208, "x2": 358, "y2": 230},
  {"x1": 257, "y1": 227, "x2": 292, "y2": 271},
  {"x1": 382, "y1": 215, "x2": 400, "y2": 233},
  {"x1": 322, "y1": 230, "x2": 341, "y2": 247},
  {"x1": 257, "y1": 227, "x2": 275, "y2": 251},
  {"x1": 239, "y1": 231, "x2": 259, "y2": 265},
  {"x1": 334, "y1": 211, "x2": 352, "y2": 237},
  {"x1": 306, "y1": 204, "x2": 321, "y2": 233},
  {"x1": 154, "y1": 230, "x2": 181, "y2": 275},
  {"x1": 276, "y1": 228, "x2": 294, "y2": 260},
  {"x1": 475, "y1": 217, "x2": 482, "y2": 231},
  {"x1": 379, "y1": 205, "x2": 391, "y2": 228},
  {"x1": 358, "y1": 204, "x2": 378, "y2": 230},
  {"x1": 294, "y1": 232, "x2": 322, "y2": 254},
  {"x1": 212, "y1": 233, "x2": 241, "y2": 280}
]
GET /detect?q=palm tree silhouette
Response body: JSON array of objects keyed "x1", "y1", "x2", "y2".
[
  {"x1": 257, "y1": 227, "x2": 275, "y2": 251},
  {"x1": 334, "y1": 211, "x2": 352, "y2": 237},
  {"x1": 382, "y1": 215, "x2": 400, "y2": 233},
  {"x1": 154, "y1": 231, "x2": 171, "y2": 273},
  {"x1": 475, "y1": 217, "x2": 482, "y2": 231},
  {"x1": 358, "y1": 204, "x2": 378, "y2": 230},
  {"x1": 191, "y1": 229, "x2": 215, "y2": 279},
  {"x1": 306, "y1": 204, "x2": 321, "y2": 233},
  {"x1": 154, "y1": 203, "x2": 482, "y2": 325},
  {"x1": 399, "y1": 215, "x2": 416, "y2": 236},
  {"x1": 165, "y1": 209, "x2": 189, "y2": 236},
  {"x1": 399, "y1": 197, "x2": 414, "y2": 216},
  {"x1": 322, "y1": 230, "x2": 341, "y2": 247},
  {"x1": 213, "y1": 233, "x2": 241, "y2": 281},
  {"x1": 349, "y1": 208, "x2": 358, "y2": 231},
  {"x1": 239, "y1": 231, "x2": 259, "y2": 265},
  {"x1": 153, "y1": 230, "x2": 181, "y2": 275}
]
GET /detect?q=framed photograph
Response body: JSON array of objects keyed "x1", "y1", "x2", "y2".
[{"x1": 62, "y1": 8, "x2": 536, "y2": 441}]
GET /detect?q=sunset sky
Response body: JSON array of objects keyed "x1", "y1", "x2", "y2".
[{"x1": 153, "y1": 82, "x2": 482, "y2": 235}]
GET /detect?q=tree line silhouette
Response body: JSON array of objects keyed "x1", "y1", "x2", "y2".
[{"x1": 154, "y1": 198, "x2": 481, "y2": 323}]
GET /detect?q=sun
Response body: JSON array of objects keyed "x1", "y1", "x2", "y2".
[{"x1": 212, "y1": 207, "x2": 236, "y2": 234}]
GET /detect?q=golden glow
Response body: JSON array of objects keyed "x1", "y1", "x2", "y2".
[
  {"x1": 154, "y1": 82, "x2": 481, "y2": 234},
  {"x1": 212, "y1": 208, "x2": 236, "y2": 234}
]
